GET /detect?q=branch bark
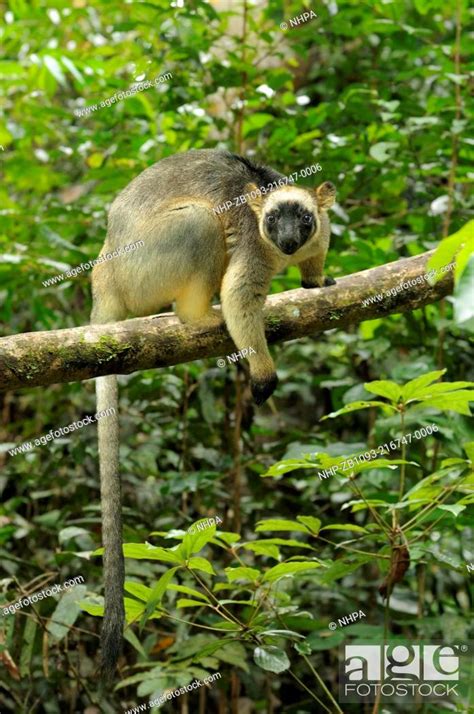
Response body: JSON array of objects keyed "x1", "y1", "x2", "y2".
[{"x1": 0, "y1": 250, "x2": 453, "y2": 392}]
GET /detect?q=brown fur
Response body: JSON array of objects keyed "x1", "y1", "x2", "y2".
[{"x1": 90, "y1": 149, "x2": 336, "y2": 678}]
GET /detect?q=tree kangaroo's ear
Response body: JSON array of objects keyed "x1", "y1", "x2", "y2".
[
  {"x1": 315, "y1": 181, "x2": 337, "y2": 210},
  {"x1": 244, "y1": 183, "x2": 264, "y2": 216}
]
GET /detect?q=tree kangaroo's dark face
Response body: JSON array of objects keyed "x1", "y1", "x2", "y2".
[
  {"x1": 245, "y1": 181, "x2": 336, "y2": 256},
  {"x1": 263, "y1": 200, "x2": 318, "y2": 255}
]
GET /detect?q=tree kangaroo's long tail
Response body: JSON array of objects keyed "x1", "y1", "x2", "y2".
[{"x1": 96, "y1": 374, "x2": 124, "y2": 681}]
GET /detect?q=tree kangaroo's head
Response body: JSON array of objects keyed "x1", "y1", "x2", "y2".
[{"x1": 246, "y1": 181, "x2": 336, "y2": 256}]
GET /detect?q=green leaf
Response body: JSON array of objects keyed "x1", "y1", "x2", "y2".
[
  {"x1": 321, "y1": 400, "x2": 397, "y2": 420},
  {"x1": 306, "y1": 630, "x2": 345, "y2": 650},
  {"x1": 243, "y1": 542, "x2": 280, "y2": 559},
  {"x1": 140, "y1": 567, "x2": 179, "y2": 627},
  {"x1": 214, "y1": 642, "x2": 249, "y2": 672},
  {"x1": 211, "y1": 531, "x2": 241, "y2": 547},
  {"x1": 87, "y1": 152, "x2": 104, "y2": 169},
  {"x1": 256, "y1": 519, "x2": 310, "y2": 534},
  {"x1": 225, "y1": 567, "x2": 260, "y2": 583},
  {"x1": 177, "y1": 598, "x2": 210, "y2": 608},
  {"x1": 400, "y1": 370, "x2": 446, "y2": 401},
  {"x1": 463, "y1": 442, "x2": 474, "y2": 463},
  {"x1": 296, "y1": 516, "x2": 321, "y2": 535},
  {"x1": 79, "y1": 600, "x2": 103, "y2": 617},
  {"x1": 61, "y1": 56, "x2": 85, "y2": 84},
  {"x1": 243, "y1": 113, "x2": 274, "y2": 137},
  {"x1": 248, "y1": 538, "x2": 313, "y2": 550},
  {"x1": 121, "y1": 543, "x2": 183, "y2": 564},
  {"x1": 369, "y1": 142, "x2": 398, "y2": 162},
  {"x1": 436, "y1": 504, "x2": 466, "y2": 517},
  {"x1": 187, "y1": 557, "x2": 215, "y2": 575},
  {"x1": 43, "y1": 55, "x2": 67, "y2": 85},
  {"x1": 124, "y1": 582, "x2": 152, "y2": 603},
  {"x1": 294, "y1": 641, "x2": 312, "y2": 655},
  {"x1": 261, "y1": 629, "x2": 304, "y2": 640},
  {"x1": 319, "y1": 556, "x2": 372, "y2": 584},
  {"x1": 262, "y1": 458, "x2": 315, "y2": 478},
  {"x1": 123, "y1": 628, "x2": 148, "y2": 658},
  {"x1": 263, "y1": 562, "x2": 320, "y2": 583},
  {"x1": 454, "y1": 236, "x2": 474, "y2": 284},
  {"x1": 453, "y1": 256, "x2": 474, "y2": 330},
  {"x1": 320, "y1": 524, "x2": 368, "y2": 534},
  {"x1": 47, "y1": 585, "x2": 87, "y2": 641},
  {"x1": 181, "y1": 523, "x2": 216, "y2": 558},
  {"x1": 124, "y1": 597, "x2": 161, "y2": 623},
  {"x1": 412, "y1": 391, "x2": 474, "y2": 416},
  {"x1": 408, "y1": 381, "x2": 473, "y2": 401},
  {"x1": 168, "y1": 584, "x2": 210, "y2": 601},
  {"x1": 254, "y1": 645, "x2": 290, "y2": 673},
  {"x1": 341, "y1": 499, "x2": 391, "y2": 513},
  {"x1": 20, "y1": 617, "x2": 37, "y2": 675},
  {"x1": 427, "y1": 221, "x2": 474, "y2": 283},
  {"x1": 364, "y1": 380, "x2": 402, "y2": 403}
]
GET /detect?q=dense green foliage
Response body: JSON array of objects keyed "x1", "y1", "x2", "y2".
[{"x1": 1, "y1": 1, "x2": 473, "y2": 712}]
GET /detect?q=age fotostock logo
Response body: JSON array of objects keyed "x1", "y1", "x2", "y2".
[{"x1": 340, "y1": 642, "x2": 471, "y2": 703}]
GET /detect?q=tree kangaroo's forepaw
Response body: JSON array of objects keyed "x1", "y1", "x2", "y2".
[
  {"x1": 251, "y1": 373, "x2": 278, "y2": 406},
  {"x1": 301, "y1": 276, "x2": 335, "y2": 289}
]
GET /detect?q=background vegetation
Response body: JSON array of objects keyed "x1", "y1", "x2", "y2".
[{"x1": 1, "y1": 0, "x2": 473, "y2": 712}]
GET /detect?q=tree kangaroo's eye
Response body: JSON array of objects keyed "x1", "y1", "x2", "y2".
[
  {"x1": 302, "y1": 213, "x2": 313, "y2": 225},
  {"x1": 266, "y1": 214, "x2": 277, "y2": 225}
]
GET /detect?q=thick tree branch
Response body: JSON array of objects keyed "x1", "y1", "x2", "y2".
[{"x1": 0, "y1": 251, "x2": 453, "y2": 391}]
